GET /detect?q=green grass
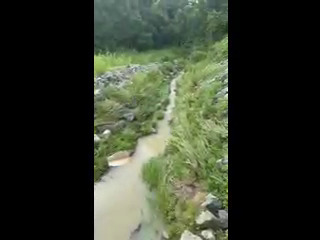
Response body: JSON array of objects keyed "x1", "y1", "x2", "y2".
[
  {"x1": 142, "y1": 37, "x2": 228, "y2": 240},
  {"x1": 94, "y1": 62, "x2": 178, "y2": 182},
  {"x1": 94, "y1": 48, "x2": 182, "y2": 77}
]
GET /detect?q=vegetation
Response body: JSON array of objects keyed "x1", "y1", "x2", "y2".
[
  {"x1": 142, "y1": 37, "x2": 228, "y2": 239},
  {"x1": 94, "y1": 0, "x2": 228, "y2": 239},
  {"x1": 94, "y1": 61, "x2": 181, "y2": 181},
  {"x1": 95, "y1": 0, "x2": 228, "y2": 52},
  {"x1": 94, "y1": 48, "x2": 181, "y2": 77}
]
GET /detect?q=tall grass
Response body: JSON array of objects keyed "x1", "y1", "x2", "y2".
[{"x1": 142, "y1": 37, "x2": 228, "y2": 240}]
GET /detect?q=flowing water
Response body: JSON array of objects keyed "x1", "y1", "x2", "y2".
[{"x1": 94, "y1": 73, "x2": 182, "y2": 240}]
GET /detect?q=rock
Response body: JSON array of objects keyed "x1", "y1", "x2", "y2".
[
  {"x1": 201, "y1": 194, "x2": 222, "y2": 214},
  {"x1": 162, "y1": 230, "x2": 169, "y2": 239},
  {"x1": 216, "y1": 160, "x2": 228, "y2": 173},
  {"x1": 94, "y1": 134, "x2": 101, "y2": 143},
  {"x1": 96, "y1": 123, "x2": 116, "y2": 133},
  {"x1": 220, "y1": 72, "x2": 228, "y2": 82},
  {"x1": 114, "y1": 120, "x2": 126, "y2": 130},
  {"x1": 102, "y1": 129, "x2": 111, "y2": 138},
  {"x1": 216, "y1": 158, "x2": 228, "y2": 166},
  {"x1": 123, "y1": 112, "x2": 135, "y2": 121},
  {"x1": 195, "y1": 210, "x2": 228, "y2": 230},
  {"x1": 196, "y1": 210, "x2": 216, "y2": 226},
  {"x1": 180, "y1": 230, "x2": 202, "y2": 240},
  {"x1": 217, "y1": 87, "x2": 228, "y2": 98},
  {"x1": 94, "y1": 89, "x2": 101, "y2": 95},
  {"x1": 107, "y1": 150, "x2": 133, "y2": 162},
  {"x1": 201, "y1": 230, "x2": 215, "y2": 240},
  {"x1": 217, "y1": 210, "x2": 228, "y2": 230}
]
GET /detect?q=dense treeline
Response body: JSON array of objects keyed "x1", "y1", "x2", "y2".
[{"x1": 94, "y1": 0, "x2": 228, "y2": 52}]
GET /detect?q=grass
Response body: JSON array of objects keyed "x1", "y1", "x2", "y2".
[
  {"x1": 94, "y1": 61, "x2": 180, "y2": 182},
  {"x1": 142, "y1": 37, "x2": 228, "y2": 240},
  {"x1": 94, "y1": 48, "x2": 182, "y2": 77}
]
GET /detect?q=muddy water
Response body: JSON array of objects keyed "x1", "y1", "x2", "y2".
[{"x1": 94, "y1": 73, "x2": 181, "y2": 240}]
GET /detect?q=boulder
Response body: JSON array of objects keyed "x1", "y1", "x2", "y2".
[
  {"x1": 195, "y1": 210, "x2": 228, "y2": 230},
  {"x1": 201, "y1": 193, "x2": 222, "y2": 214},
  {"x1": 180, "y1": 230, "x2": 202, "y2": 240},
  {"x1": 201, "y1": 230, "x2": 216, "y2": 240}
]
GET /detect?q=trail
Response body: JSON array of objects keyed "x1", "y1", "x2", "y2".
[{"x1": 94, "y1": 72, "x2": 182, "y2": 240}]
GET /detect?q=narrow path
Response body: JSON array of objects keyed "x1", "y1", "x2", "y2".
[{"x1": 94, "y1": 72, "x2": 183, "y2": 240}]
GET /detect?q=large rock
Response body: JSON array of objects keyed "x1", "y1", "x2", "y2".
[
  {"x1": 216, "y1": 210, "x2": 228, "y2": 229},
  {"x1": 180, "y1": 230, "x2": 202, "y2": 240},
  {"x1": 201, "y1": 230, "x2": 216, "y2": 240},
  {"x1": 107, "y1": 150, "x2": 133, "y2": 162},
  {"x1": 195, "y1": 210, "x2": 228, "y2": 230},
  {"x1": 201, "y1": 193, "x2": 222, "y2": 214}
]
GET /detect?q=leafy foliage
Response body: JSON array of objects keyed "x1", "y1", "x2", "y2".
[{"x1": 94, "y1": 0, "x2": 228, "y2": 52}]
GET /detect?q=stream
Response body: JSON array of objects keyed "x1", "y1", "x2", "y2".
[{"x1": 94, "y1": 72, "x2": 182, "y2": 240}]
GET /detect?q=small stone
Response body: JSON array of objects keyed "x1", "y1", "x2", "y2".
[
  {"x1": 94, "y1": 89, "x2": 101, "y2": 95},
  {"x1": 180, "y1": 230, "x2": 202, "y2": 240},
  {"x1": 162, "y1": 230, "x2": 169, "y2": 239},
  {"x1": 123, "y1": 112, "x2": 135, "y2": 122},
  {"x1": 102, "y1": 129, "x2": 111, "y2": 138},
  {"x1": 201, "y1": 230, "x2": 215, "y2": 240},
  {"x1": 216, "y1": 158, "x2": 228, "y2": 172},
  {"x1": 94, "y1": 134, "x2": 101, "y2": 143},
  {"x1": 201, "y1": 193, "x2": 219, "y2": 208},
  {"x1": 216, "y1": 158, "x2": 228, "y2": 171}
]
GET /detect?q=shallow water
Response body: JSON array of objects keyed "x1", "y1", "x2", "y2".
[{"x1": 94, "y1": 73, "x2": 181, "y2": 240}]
